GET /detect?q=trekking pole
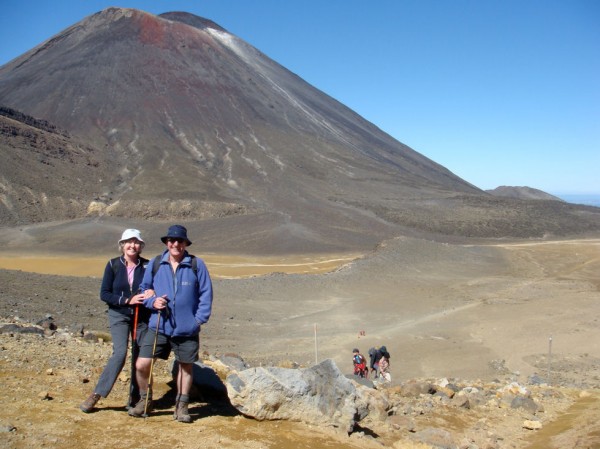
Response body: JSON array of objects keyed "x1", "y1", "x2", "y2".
[
  {"x1": 132, "y1": 305, "x2": 139, "y2": 342},
  {"x1": 143, "y1": 311, "x2": 161, "y2": 418},
  {"x1": 127, "y1": 305, "x2": 139, "y2": 408}
]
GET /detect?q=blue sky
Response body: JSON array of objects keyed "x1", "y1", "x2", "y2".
[{"x1": 1, "y1": 1, "x2": 599, "y2": 195}]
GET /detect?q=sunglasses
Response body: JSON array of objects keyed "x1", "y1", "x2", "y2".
[{"x1": 166, "y1": 237, "x2": 186, "y2": 244}]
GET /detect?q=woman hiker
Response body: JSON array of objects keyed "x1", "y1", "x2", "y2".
[
  {"x1": 80, "y1": 229, "x2": 151, "y2": 412},
  {"x1": 378, "y1": 346, "x2": 391, "y2": 383}
]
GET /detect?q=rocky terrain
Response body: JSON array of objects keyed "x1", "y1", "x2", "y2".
[
  {"x1": 1, "y1": 235, "x2": 599, "y2": 448},
  {"x1": 1, "y1": 317, "x2": 599, "y2": 449},
  {"x1": 0, "y1": 111, "x2": 109, "y2": 225}
]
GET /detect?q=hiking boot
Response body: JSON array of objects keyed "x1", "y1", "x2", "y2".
[
  {"x1": 126, "y1": 394, "x2": 140, "y2": 410},
  {"x1": 128, "y1": 394, "x2": 152, "y2": 417},
  {"x1": 173, "y1": 401, "x2": 192, "y2": 423},
  {"x1": 80, "y1": 393, "x2": 101, "y2": 413}
]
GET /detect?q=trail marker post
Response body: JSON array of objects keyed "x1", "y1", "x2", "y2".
[
  {"x1": 314, "y1": 323, "x2": 318, "y2": 365},
  {"x1": 547, "y1": 336, "x2": 552, "y2": 385}
]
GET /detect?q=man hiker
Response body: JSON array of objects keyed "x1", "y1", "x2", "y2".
[
  {"x1": 368, "y1": 346, "x2": 383, "y2": 378},
  {"x1": 128, "y1": 225, "x2": 213, "y2": 423}
]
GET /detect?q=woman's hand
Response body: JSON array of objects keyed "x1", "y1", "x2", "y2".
[{"x1": 128, "y1": 293, "x2": 146, "y2": 306}]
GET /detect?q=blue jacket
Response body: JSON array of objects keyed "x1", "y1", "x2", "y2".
[{"x1": 140, "y1": 250, "x2": 213, "y2": 337}]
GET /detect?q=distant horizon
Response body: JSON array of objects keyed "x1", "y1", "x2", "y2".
[
  {"x1": 553, "y1": 193, "x2": 600, "y2": 208},
  {"x1": 485, "y1": 187, "x2": 600, "y2": 196},
  {"x1": 551, "y1": 192, "x2": 600, "y2": 196}
]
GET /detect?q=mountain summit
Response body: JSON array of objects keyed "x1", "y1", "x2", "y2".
[{"x1": 0, "y1": 8, "x2": 598, "y2": 251}]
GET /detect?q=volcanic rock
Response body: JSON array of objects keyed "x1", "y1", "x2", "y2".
[{"x1": 226, "y1": 358, "x2": 369, "y2": 432}]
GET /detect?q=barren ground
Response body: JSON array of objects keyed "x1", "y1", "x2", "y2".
[{"x1": 1, "y1": 236, "x2": 599, "y2": 448}]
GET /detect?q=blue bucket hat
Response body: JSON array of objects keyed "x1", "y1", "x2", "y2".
[{"x1": 161, "y1": 224, "x2": 192, "y2": 246}]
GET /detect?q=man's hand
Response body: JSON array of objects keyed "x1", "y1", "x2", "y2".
[
  {"x1": 143, "y1": 289, "x2": 155, "y2": 299},
  {"x1": 153, "y1": 294, "x2": 169, "y2": 310}
]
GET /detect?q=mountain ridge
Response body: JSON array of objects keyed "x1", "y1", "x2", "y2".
[{"x1": 486, "y1": 185, "x2": 564, "y2": 202}]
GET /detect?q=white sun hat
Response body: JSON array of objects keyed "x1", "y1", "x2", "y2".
[{"x1": 118, "y1": 228, "x2": 144, "y2": 244}]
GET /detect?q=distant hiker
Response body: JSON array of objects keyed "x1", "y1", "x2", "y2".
[
  {"x1": 80, "y1": 229, "x2": 150, "y2": 413},
  {"x1": 378, "y1": 345, "x2": 391, "y2": 383},
  {"x1": 128, "y1": 225, "x2": 213, "y2": 423},
  {"x1": 379, "y1": 345, "x2": 390, "y2": 361},
  {"x1": 352, "y1": 348, "x2": 368, "y2": 378},
  {"x1": 368, "y1": 346, "x2": 382, "y2": 377}
]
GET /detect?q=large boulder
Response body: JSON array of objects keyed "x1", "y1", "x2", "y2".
[{"x1": 226, "y1": 359, "x2": 370, "y2": 432}]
